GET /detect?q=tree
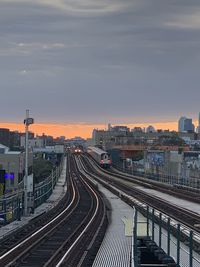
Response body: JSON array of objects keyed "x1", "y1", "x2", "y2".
[{"x1": 33, "y1": 158, "x2": 53, "y2": 184}]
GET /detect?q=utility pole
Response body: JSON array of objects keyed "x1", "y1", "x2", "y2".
[{"x1": 24, "y1": 110, "x2": 34, "y2": 216}]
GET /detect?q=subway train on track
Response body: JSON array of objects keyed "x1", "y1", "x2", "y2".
[{"x1": 87, "y1": 146, "x2": 111, "y2": 168}]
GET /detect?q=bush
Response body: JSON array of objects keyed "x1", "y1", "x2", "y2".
[{"x1": 33, "y1": 158, "x2": 53, "y2": 184}]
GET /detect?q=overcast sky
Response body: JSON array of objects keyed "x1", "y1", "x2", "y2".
[{"x1": 0, "y1": 0, "x2": 200, "y2": 124}]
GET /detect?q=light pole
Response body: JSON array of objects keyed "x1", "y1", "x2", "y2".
[{"x1": 24, "y1": 110, "x2": 34, "y2": 216}]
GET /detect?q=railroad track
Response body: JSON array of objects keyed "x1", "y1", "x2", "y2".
[
  {"x1": 0, "y1": 153, "x2": 107, "y2": 267},
  {"x1": 110, "y1": 166, "x2": 200, "y2": 203},
  {"x1": 85, "y1": 153, "x2": 200, "y2": 204},
  {"x1": 80, "y1": 154, "x2": 200, "y2": 234},
  {"x1": 0, "y1": 155, "x2": 71, "y2": 255}
]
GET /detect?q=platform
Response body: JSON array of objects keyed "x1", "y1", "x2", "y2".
[
  {"x1": 88, "y1": 167, "x2": 200, "y2": 266},
  {"x1": 92, "y1": 184, "x2": 133, "y2": 267}
]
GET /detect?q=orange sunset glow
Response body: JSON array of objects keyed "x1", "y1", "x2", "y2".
[{"x1": 0, "y1": 120, "x2": 196, "y2": 139}]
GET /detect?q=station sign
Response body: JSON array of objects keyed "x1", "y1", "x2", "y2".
[{"x1": 4, "y1": 173, "x2": 14, "y2": 180}]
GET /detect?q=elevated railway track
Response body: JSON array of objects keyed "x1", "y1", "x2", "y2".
[
  {"x1": 84, "y1": 153, "x2": 200, "y2": 204},
  {"x1": 78, "y1": 154, "x2": 200, "y2": 252},
  {"x1": 0, "y1": 153, "x2": 107, "y2": 267}
]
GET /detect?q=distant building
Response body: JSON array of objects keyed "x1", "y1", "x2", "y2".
[
  {"x1": 198, "y1": 112, "x2": 200, "y2": 133},
  {"x1": 10, "y1": 131, "x2": 22, "y2": 149},
  {"x1": 85, "y1": 138, "x2": 95, "y2": 147},
  {"x1": 131, "y1": 127, "x2": 143, "y2": 133},
  {"x1": 111, "y1": 126, "x2": 130, "y2": 133},
  {"x1": 33, "y1": 145, "x2": 65, "y2": 154},
  {"x1": 0, "y1": 144, "x2": 33, "y2": 195},
  {"x1": 92, "y1": 129, "x2": 97, "y2": 140},
  {"x1": 146, "y1": 125, "x2": 156, "y2": 133},
  {"x1": 59, "y1": 136, "x2": 65, "y2": 141},
  {"x1": 178, "y1": 117, "x2": 186, "y2": 132},
  {"x1": 108, "y1": 123, "x2": 112, "y2": 131},
  {"x1": 20, "y1": 135, "x2": 45, "y2": 149},
  {"x1": 178, "y1": 116, "x2": 194, "y2": 133},
  {"x1": 40, "y1": 134, "x2": 54, "y2": 146},
  {"x1": 20, "y1": 133, "x2": 59, "y2": 149},
  {"x1": 54, "y1": 136, "x2": 66, "y2": 145},
  {"x1": 65, "y1": 137, "x2": 85, "y2": 147},
  {"x1": 92, "y1": 127, "x2": 180, "y2": 149},
  {"x1": 0, "y1": 128, "x2": 10, "y2": 147}
]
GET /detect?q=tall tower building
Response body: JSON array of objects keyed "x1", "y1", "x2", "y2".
[
  {"x1": 199, "y1": 112, "x2": 200, "y2": 125},
  {"x1": 178, "y1": 117, "x2": 186, "y2": 132},
  {"x1": 178, "y1": 116, "x2": 194, "y2": 132},
  {"x1": 198, "y1": 112, "x2": 200, "y2": 133}
]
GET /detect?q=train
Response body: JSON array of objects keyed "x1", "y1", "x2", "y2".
[
  {"x1": 87, "y1": 146, "x2": 112, "y2": 168},
  {"x1": 70, "y1": 146, "x2": 83, "y2": 154}
]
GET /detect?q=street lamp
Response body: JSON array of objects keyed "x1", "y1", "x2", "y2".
[{"x1": 24, "y1": 110, "x2": 34, "y2": 216}]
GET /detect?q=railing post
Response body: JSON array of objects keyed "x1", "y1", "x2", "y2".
[
  {"x1": 177, "y1": 224, "x2": 181, "y2": 267},
  {"x1": 134, "y1": 209, "x2": 138, "y2": 267},
  {"x1": 159, "y1": 213, "x2": 162, "y2": 248},
  {"x1": 152, "y1": 209, "x2": 155, "y2": 242},
  {"x1": 4, "y1": 198, "x2": 7, "y2": 224},
  {"x1": 147, "y1": 206, "x2": 149, "y2": 237},
  {"x1": 189, "y1": 231, "x2": 193, "y2": 267},
  {"x1": 51, "y1": 169, "x2": 54, "y2": 193},
  {"x1": 167, "y1": 217, "x2": 171, "y2": 256}
]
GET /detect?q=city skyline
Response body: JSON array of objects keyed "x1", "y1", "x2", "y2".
[
  {"x1": 0, "y1": 1, "x2": 200, "y2": 126},
  {"x1": 0, "y1": 119, "x2": 198, "y2": 139}
]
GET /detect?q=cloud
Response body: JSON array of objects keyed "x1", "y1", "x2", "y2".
[
  {"x1": 0, "y1": 0, "x2": 200, "y2": 127},
  {"x1": 1, "y1": 0, "x2": 131, "y2": 15},
  {"x1": 165, "y1": 12, "x2": 200, "y2": 29},
  {"x1": 17, "y1": 42, "x2": 65, "y2": 49},
  {"x1": 0, "y1": 42, "x2": 66, "y2": 58},
  {"x1": 19, "y1": 69, "x2": 28, "y2": 75}
]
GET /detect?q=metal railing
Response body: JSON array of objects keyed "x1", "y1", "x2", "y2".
[
  {"x1": 131, "y1": 206, "x2": 200, "y2": 267},
  {"x1": 0, "y1": 158, "x2": 64, "y2": 225},
  {"x1": 113, "y1": 162, "x2": 200, "y2": 191}
]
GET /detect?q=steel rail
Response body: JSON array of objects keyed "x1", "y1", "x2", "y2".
[
  {"x1": 81, "y1": 155, "x2": 200, "y2": 234},
  {"x1": 55, "y1": 167, "x2": 100, "y2": 266},
  {"x1": 0, "y1": 155, "x2": 70, "y2": 252},
  {"x1": 2, "y1": 153, "x2": 106, "y2": 267},
  {"x1": 0, "y1": 156, "x2": 77, "y2": 266},
  {"x1": 41, "y1": 154, "x2": 105, "y2": 267},
  {"x1": 86, "y1": 154, "x2": 200, "y2": 203}
]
